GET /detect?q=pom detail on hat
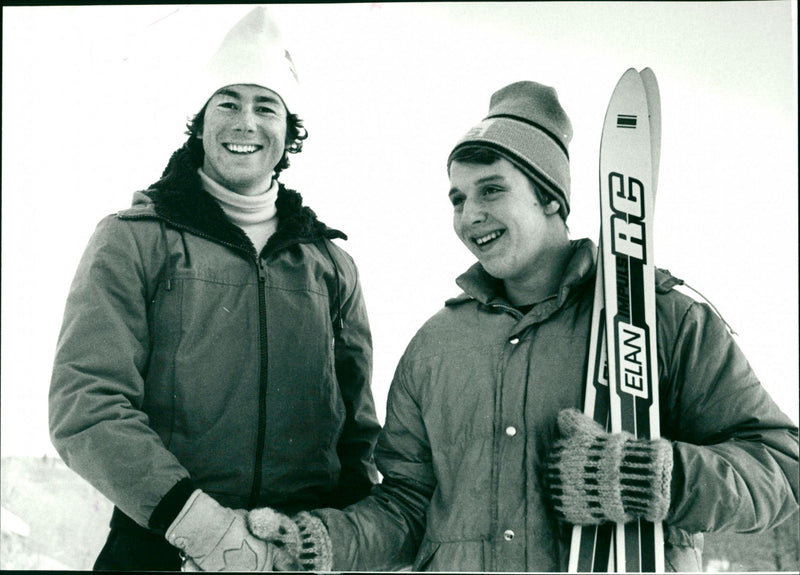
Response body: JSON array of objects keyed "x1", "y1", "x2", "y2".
[
  {"x1": 198, "y1": 6, "x2": 301, "y2": 115},
  {"x1": 448, "y1": 81, "x2": 573, "y2": 215}
]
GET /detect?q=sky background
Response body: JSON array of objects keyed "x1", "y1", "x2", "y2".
[{"x1": 2, "y1": 2, "x2": 798, "y2": 458}]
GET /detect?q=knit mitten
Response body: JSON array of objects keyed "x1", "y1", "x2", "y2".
[
  {"x1": 248, "y1": 507, "x2": 333, "y2": 572},
  {"x1": 545, "y1": 408, "x2": 673, "y2": 525}
]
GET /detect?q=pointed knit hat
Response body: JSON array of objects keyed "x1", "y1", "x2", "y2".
[
  {"x1": 448, "y1": 81, "x2": 573, "y2": 215},
  {"x1": 198, "y1": 6, "x2": 300, "y2": 115}
]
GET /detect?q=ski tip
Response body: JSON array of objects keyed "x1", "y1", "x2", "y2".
[
  {"x1": 611, "y1": 68, "x2": 646, "y2": 98},
  {"x1": 640, "y1": 67, "x2": 659, "y2": 87},
  {"x1": 621, "y1": 67, "x2": 640, "y2": 79}
]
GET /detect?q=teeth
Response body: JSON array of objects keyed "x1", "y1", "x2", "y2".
[
  {"x1": 225, "y1": 143, "x2": 259, "y2": 154},
  {"x1": 475, "y1": 230, "x2": 503, "y2": 246}
]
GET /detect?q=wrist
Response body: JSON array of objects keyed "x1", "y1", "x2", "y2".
[{"x1": 149, "y1": 478, "x2": 197, "y2": 534}]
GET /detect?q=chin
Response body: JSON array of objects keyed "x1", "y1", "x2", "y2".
[{"x1": 478, "y1": 261, "x2": 506, "y2": 279}]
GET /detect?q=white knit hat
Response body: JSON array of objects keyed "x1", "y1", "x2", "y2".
[{"x1": 197, "y1": 6, "x2": 301, "y2": 115}]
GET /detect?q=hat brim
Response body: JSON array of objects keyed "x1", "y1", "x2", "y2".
[{"x1": 448, "y1": 117, "x2": 570, "y2": 214}]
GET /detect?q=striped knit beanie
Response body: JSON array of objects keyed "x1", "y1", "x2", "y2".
[{"x1": 448, "y1": 81, "x2": 573, "y2": 215}]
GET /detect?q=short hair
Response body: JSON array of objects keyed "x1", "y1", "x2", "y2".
[
  {"x1": 449, "y1": 145, "x2": 567, "y2": 221},
  {"x1": 185, "y1": 102, "x2": 308, "y2": 179}
]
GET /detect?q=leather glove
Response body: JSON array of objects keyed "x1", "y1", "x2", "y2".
[
  {"x1": 248, "y1": 507, "x2": 333, "y2": 571},
  {"x1": 182, "y1": 557, "x2": 201, "y2": 571},
  {"x1": 545, "y1": 408, "x2": 673, "y2": 525},
  {"x1": 165, "y1": 490, "x2": 272, "y2": 571}
]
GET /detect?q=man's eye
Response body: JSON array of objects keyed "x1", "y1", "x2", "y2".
[
  {"x1": 450, "y1": 196, "x2": 465, "y2": 208},
  {"x1": 482, "y1": 186, "x2": 502, "y2": 196},
  {"x1": 255, "y1": 106, "x2": 276, "y2": 115},
  {"x1": 218, "y1": 102, "x2": 237, "y2": 110}
]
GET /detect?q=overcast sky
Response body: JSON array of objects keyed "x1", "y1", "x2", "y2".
[{"x1": 2, "y1": 2, "x2": 797, "y2": 457}]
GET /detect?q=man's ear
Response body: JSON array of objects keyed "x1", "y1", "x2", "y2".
[{"x1": 544, "y1": 201, "x2": 560, "y2": 215}]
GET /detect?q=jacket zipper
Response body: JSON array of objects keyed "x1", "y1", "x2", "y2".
[{"x1": 249, "y1": 257, "x2": 270, "y2": 508}]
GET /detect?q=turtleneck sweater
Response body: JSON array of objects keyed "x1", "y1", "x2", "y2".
[{"x1": 198, "y1": 169, "x2": 279, "y2": 254}]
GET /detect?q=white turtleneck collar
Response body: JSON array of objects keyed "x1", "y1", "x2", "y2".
[{"x1": 198, "y1": 168, "x2": 279, "y2": 253}]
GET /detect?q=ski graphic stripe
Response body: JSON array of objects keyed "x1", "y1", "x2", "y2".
[
  {"x1": 616, "y1": 115, "x2": 637, "y2": 128},
  {"x1": 569, "y1": 253, "x2": 613, "y2": 572}
]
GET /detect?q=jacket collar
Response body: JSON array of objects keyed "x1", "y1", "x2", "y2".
[
  {"x1": 142, "y1": 142, "x2": 346, "y2": 255},
  {"x1": 447, "y1": 238, "x2": 598, "y2": 311}
]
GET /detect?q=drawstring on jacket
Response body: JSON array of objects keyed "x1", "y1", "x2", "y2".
[
  {"x1": 661, "y1": 272, "x2": 737, "y2": 336},
  {"x1": 680, "y1": 280, "x2": 737, "y2": 336}
]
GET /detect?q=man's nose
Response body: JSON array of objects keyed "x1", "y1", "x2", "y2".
[
  {"x1": 462, "y1": 197, "x2": 486, "y2": 225},
  {"x1": 232, "y1": 108, "x2": 257, "y2": 132}
]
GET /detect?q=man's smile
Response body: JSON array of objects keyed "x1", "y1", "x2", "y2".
[
  {"x1": 473, "y1": 229, "x2": 505, "y2": 248},
  {"x1": 223, "y1": 143, "x2": 263, "y2": 154}
]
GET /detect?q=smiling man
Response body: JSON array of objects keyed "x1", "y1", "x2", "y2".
[
  {"x1": 48, "y1": 7, "x2": 379, "y2": 571},
  {"x1": 243, "y1": 80, "x2": 798, "y2": 572}
]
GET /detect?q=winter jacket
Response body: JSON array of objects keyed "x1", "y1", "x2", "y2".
[
  {"x1": 316, "y1": 238, "x2": 799, "y2": 572},
  {"x1": 49, "y1": 144, "x2": 380, "y2": 531}
]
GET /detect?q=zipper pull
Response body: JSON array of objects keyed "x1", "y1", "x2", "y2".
[{"x1": 257, "y1": 257, "x2": 268, "y2": 282}]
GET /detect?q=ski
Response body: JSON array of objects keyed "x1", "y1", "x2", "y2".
[
  {"x1": 601, "y1": 68, "x2": 663, "y2": 572},
  {"x1": 568, "y1": 67, "x2": 662, "y2": 572}
]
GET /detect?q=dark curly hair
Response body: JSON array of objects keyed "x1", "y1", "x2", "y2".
[{"x1": 184, "y1": 102, "x2": 308, "y2": 179}]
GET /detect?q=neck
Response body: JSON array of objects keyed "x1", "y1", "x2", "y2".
[{"x1": 503, "y1": 240, "x2": 573, "y2": 307}]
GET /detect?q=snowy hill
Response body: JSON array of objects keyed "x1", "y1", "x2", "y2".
[{"x1": 1, "y1": 455, "x2": 111, "y2": 570}]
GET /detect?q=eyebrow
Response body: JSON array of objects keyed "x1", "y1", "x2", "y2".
[
  {"x1": 214, "y1": 88, "x2": 282, "y2": 105},
  {"x1": 448, "y1": 174, "x2": 506, "y2": 197}
]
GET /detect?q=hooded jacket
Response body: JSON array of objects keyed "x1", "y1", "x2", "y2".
[
  {"x1": 315, "y1": 239, "x2": 798, "y2": 572},
  {"x1": 49, "y1": 144, "x2": 380, "y2": 529}
]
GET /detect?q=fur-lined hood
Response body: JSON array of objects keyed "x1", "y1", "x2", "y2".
[{"x1": 125, "y1": 142, "x2": 346, "y2": 256}]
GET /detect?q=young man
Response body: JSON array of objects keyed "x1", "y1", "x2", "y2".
[
  {"x1": 247, "y1": 80, "x2": 799, "y2": 572},
  {"x1": 48, "y1": 7, "x2": 379, "y2": 571}
]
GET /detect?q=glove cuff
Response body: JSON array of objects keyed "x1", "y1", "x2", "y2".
[
  {"x1": 619, "y1": 437, "x2": 673, "y2": 522},
  {"x1": 165, "y1": 490, "x2": 232, "y2": 558},
  {"x1": 294, "y1": 512, "x2": 333, "y2": 572}
]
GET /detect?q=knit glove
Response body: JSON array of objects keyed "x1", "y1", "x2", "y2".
[
  {"x1": 247, "y1": 507, "x2": 333, "y2": 572},
  {"x1": 165, "y1": 490, "x2": 273, "y2": 571},
  {"x1": 545, "y1": 408, "x2": 673, "y2": 525}
]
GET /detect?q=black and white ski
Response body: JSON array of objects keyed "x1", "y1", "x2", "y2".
[{"x1": 568, "y1": 67, "x2": 662, "y2": 572}]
